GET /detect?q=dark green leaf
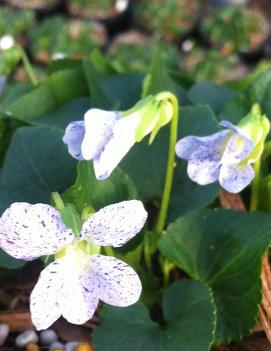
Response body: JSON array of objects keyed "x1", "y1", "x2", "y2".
[
  {"x1": 93, "y1": 280, "x2": 215, "y2": 351},
  {"x1": 158, "y1": 209, "x2": 271, "y2": 343},
  {"x1": 3, "y1": 68, "x2": 88, "y2": 122},
  {"x1": 219, "y1": 95, "x2": 249, "y2": 124},
  {"x1": 0, "y1": 83, "x2": 32, "y2": 109},
  {"x1": 33, "y1": 98, "x2": 90, "y2": 130},
  {"x1": 188, "y1": 82, "x2": 237, "y2": 115},
  {"x1": 220, "y1": 68, "x2": 271, "y2": 124},
  {"x1": 83, "y1": 58, "x2": 143, "y2": 110},
  {"x1": 0, "y1": 126, "x2": 76, "y2": 214},
  {"x1": 0, "y1": 250, "x2": 25, "y2": 269},
  {"x1": 63, "y1": 161, "x2": 137, "y2": 212}
]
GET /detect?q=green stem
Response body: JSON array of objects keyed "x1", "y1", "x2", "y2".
[
  {"x1": 19, "y1": 46, "x2": 38, "y2": 86},
  {"x1": 103, "y1": 246, "x2": 115, "y2": 257},
  {"x1": 262, "y1": 140, "x2": 271, "y2": 160},
  {"x1": 51, "y1": 192, "x2": 65, "y2": 211},
  {"x1": 162, "y1": 259, "x2": 172, "y2": 287},
  {"x1": 249, "y1": 159, "x2": 261, "y2": 211},
  {"x1": 154, "y1": 93, "x2": 179, "y2": 235},
  {"x1": 143, "y1": 236, "x2": 153, "y2": 271}
]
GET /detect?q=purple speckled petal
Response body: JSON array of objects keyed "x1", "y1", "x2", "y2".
[
  {"x1": 219, "y1": 162, "x2": 255, "y2": 193},
  {"x1": 180, "y1": 131, "x2": 229, "y2": 185},
  {"x1": 30, "y1": 260, "x2": 62, "y2": 330},
  {"x1": 57, "y1": 256, "x2": 99, "y2": 325},
  {"x1": 90, "y1": 254, "x2": 142, "y2": 307},
  {"x1": 63, "y1": 121, "x2": 85, "y2": 160},
  {"x1": 0, "y1": 203, "x2": 74, "y2": 260},
  {"x1": 187, "y1": 158, "x2": 221, "y2": 185},
  {"x1": 79, "y1": 200, "x2": 147, "y2": 247},
  {"x1": 81, "y1": 109, "x2": 120, "y2": 161},
  {"x1": 219, "y1": 120, "x2": 246, "y2": 136},
  {"x1": 176, "y1": 130, "x2": 229, "y2": 161},
  {"x1": 93, "y1": 113, "x2": 140, "y2": 180},
  {"x1": 176, "y1": 136, "x2": 202, "y2": 161}
]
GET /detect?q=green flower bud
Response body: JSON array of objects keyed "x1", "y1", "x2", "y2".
[{"x1": 237, "y1": 103, "x2": 270, "y2": 163}]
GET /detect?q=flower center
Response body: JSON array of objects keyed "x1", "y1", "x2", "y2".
[{"x1": 54, "y1": 240, "x2": 100, "y2": 262}]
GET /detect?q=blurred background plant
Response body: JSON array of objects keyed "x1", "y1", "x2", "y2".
[
  {"x1": 201, "y1": 4, "x2": 269, "y2": 53},
  {"x1": 0, "y1": 0, "x2": 270, "y2": 88},
  {"x1": 133, "y1": 0, "x2": 201, "y2": 41},
  {"x1": 29, "y1": 16, "x2": 106, "y2": 64}
]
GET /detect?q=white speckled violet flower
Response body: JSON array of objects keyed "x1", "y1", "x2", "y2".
[
  {"x1": 175, "y1": 104, "x2": 270, "y2": 193},
  {"x1": 0, "y1": 200, "x2": 147, "y2": 330}
]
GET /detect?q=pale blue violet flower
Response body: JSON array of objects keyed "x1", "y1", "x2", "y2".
[
  {"x1": 63, "y1": 95, "x2": 174, "y2": 180},
  {"x1": 0, "y1": 200, "x2": 147, "y2": 330},
  {"x1": 175, "y1": 106, "x2": 270, "y2": 193},
  {"x1": 63, "y1": 108, "x2": 150, "y2": 180}
]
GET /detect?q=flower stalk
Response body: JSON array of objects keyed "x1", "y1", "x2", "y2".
[
  {"x1": 19, "y1": 46, "x2": 38, "y2": 86},
  {"x1": 154, "y1": 92, "x2": 179, "y2": 235},
  {"x1": 249, "y1": 158, "x2": 261, "y2": 211}
]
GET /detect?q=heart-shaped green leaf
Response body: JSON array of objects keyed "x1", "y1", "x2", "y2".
[
  {"x1": 159, "y1": 209, "x2": 271, "y2": 344},
  {"x1": 93, "y1": 280, "x2": 215, "y2": 351},
  {"x1": 0, "y1": 126, "x2": 76, "y2": 214}
]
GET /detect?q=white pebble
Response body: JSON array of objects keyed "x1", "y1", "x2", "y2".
[
  {"x1": 49, "y1": 341, "x2": 64, "y2": 350},
  {"x1": 39, "y1": 329, "x2": 58, "y2": 345},
  {"x1": 65, "y1": 341, "x2": 79, "y2": 351},
  {"x1": 16, "y1": 330, "x2": 38, "y2": 347},
  {"x1": 0, "y1": 323, "x2": 9, "y2": 346},
  {"x1": 0, "y1": 34, "x2": 15, "y2": 50}
]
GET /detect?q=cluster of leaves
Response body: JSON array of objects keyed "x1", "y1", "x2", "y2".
[
  {"x1": 134, "y1": 0, "x2": 201, "y2": 39},
  {"x1": 2, "y1": 48, "x2": 271, "y2": 350},
  {"x1": 68, "y1": 0, "x2": 117, "y2": 16},
  {"x1": 0, "y1": 6, "x2": 35, "y2": 38},
  {"x1": 202, "y1": 5, "x2": 269, "y2": 53},
  {"x1": 133, "y1": 1, "x2": 268, "y2": 51},
  {"x1": 29, "y1": 16, "x2": 106, "y2": 64},
  {"x1": 1, "y1": 1, "x2": 269, "y2": 85},
  {"x1": 7, "y1": 0, "x2": 60, "y2": 9}
]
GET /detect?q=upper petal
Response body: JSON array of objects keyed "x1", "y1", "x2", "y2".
[
  {"x1": 90, "y1": 254, "x2": 142, "y2": 307},
  {"x1": 30, "y1": 260, "x2": 62, "y2": 330},
  {"x1": 93, "y1": 113, "x2": 140, "y2": 180},
  {"x1": 220, "y1": 133, "x2": 254, "y2": 165},
  {"x1": 81, "y1": 108, "x2": 120, "y2": 161},
  {"x1": 175, "y1": 130, "x2": 229, "y2": 161},
  {"x1": 219, "y1": 162, "x2": 255, "y2": 193},
  {"x1": 63, "y1": 121, "x2": 85, "y2": 160},
  {"x1": 0, "y1": 203, "x2": 74, "y2": 260},
  {"x1": 219, "y1": 120, "x2": 247, "y2": 136},
  {"x1": 79, "y1": 200, "x2": 147, "y2": 247},
  {"x1": 57, "y1": 255, "x2": 99, "y2": 325}
]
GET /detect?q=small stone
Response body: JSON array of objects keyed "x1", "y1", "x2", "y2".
[
  {"x1": 26, "y1": 342, "x2": 40, "y2": 351},
  {"x1": 65, "y1": 341, "x2": 79, "y2": 351},
  {"x1": 49, "y1": 341, "x2": 64, "y2": 350},
  {"x1": 75, "y1": 343, "x2": 94, "y2": 351},
  {"x1": 16, "y1": 330, "x2": 38, "y2": 348},
  {"x1": 40, "y1": 329, "x2": 58, "y2": 345},
  {"x1": 0, "y1": 323, "x2": 9, "y2": 346}
]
